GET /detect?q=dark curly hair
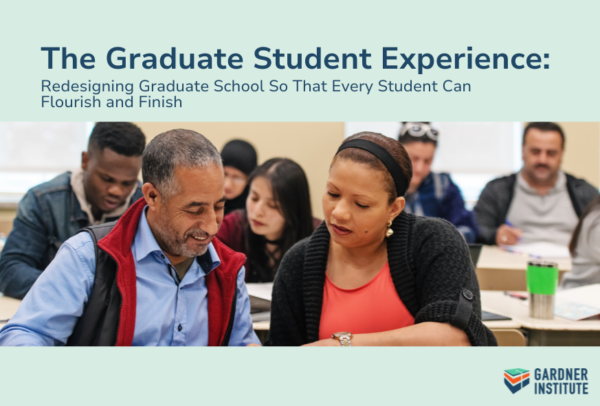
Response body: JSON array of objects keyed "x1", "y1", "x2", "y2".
[{"x1": 88, "y1": 122, "x2": 146, "y2": 157}]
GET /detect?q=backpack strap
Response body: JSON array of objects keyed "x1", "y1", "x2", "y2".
[{"x1": 80, "y1": 221, "x2": 118, "y2": 271}]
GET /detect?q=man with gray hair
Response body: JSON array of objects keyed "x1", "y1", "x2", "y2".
[{"x1": 0, "y1": 129, "x2": 260, "y2": 346}]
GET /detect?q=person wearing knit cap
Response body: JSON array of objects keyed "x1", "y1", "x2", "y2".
[{"x1": 220, "y1": 140, "x2": 258, "y2": 215}]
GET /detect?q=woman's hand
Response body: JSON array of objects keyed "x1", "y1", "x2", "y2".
[{"x1": 302, "y1": 338, "x2": 340, "y2": 347}]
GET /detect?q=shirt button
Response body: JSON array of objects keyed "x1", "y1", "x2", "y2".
[
  {"x1": 178, "y1": 324, "x2": 183, "y2": 332},
  {"x1": 161, "y1": 254, "x2": 165, "y2": 259}
]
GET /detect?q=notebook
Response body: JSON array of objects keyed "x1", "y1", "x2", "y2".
[{"x1": 482, "y1": 310, "x2": 512, "y2": 322}]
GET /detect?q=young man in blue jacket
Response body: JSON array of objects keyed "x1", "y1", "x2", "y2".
[
  {"x1": 0, "y1": 122, "x2": 146, "y2": 298},
  {"x1": 398, "y1": 122, "x2": 478, "y2": 243}
]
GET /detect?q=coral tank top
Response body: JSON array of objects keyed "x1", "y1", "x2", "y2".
[{"x1": 319, "y1": 262, "x2": 415, "y2": 340}]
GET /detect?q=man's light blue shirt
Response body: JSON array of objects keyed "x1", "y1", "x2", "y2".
[{"x1": 0, "y1": 208, "x2": 260, "y2": 346}]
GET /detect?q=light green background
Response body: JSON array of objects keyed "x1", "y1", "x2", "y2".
[
  {"x1": 0, "y1": 348, "x2": 598, "y2": 404},
  {"x1": 1, "y1": 1, "x2": 600, "y2": 404},
  {"x1": 0, "y1": 0, "x2": 599, "y2": 121}
]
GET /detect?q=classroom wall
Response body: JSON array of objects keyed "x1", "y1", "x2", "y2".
[
  {"x1": 134, "y1": 122, "x2": 345, "y2": 219},
  {"x1": 559, "y1": 122, "x2": 600, "y2": 188}
]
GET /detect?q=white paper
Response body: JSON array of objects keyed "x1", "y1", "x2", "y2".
[
  {"x1": 246, "y1": 282, "x2": 273, "y2": 302},
  {"x1": 502, "y1": 242, "x2": 571, "y2": 259},
  {"x1": 555, "y1": 302, "x2": 600, "y2": 321},
  {"x1": 555, "y1": 284, "x2": 600, "y2": 320}
]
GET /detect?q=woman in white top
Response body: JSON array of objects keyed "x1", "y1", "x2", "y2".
[{"x1": 561, "y1": 196, "x2": 600, "y2": 289}]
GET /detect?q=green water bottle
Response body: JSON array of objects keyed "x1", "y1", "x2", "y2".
[{"x1": 527, "y1": 261, "x2": 559, "y2": 319}]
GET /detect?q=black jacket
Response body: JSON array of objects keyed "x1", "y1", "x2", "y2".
[
  {"x1": 266, "y1": 211, "x2": 497, "y2": 346},
  {"x1": 474, "y1": 173, "x2": 599, "y2": 245}
]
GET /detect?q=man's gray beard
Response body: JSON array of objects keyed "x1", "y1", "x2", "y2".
[{"x1": 152, "y1": 215, "x2": 209, "y2": 258}]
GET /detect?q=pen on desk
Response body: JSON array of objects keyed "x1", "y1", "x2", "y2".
[{"x1": 504, "y1": 291, "x2": 527, "y2": 300}]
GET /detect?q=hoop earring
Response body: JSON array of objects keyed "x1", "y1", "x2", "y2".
[{"x1": 386, "y1": 220, "x2": 394, "y2": 238}]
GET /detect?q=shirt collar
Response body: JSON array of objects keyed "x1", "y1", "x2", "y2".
[{"x1": 132, "y1": 207, "x2": 221, "y2": 275}]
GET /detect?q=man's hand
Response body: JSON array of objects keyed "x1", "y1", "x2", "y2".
[{"x1": 496, "y1": 224, "x2": 523, "y2": 246}]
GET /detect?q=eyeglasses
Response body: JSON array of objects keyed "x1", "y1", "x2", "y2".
[{"x1": 399, "y1": 122, "x2": 439, "y2": 141}]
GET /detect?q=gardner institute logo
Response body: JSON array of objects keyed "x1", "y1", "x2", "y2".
[{"x1": 504, "y1": 368, "x2": 530, "y2": 394}]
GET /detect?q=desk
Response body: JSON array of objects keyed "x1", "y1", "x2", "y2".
[
  {"x1": 476, "y1": 246, "x2": 571, "y2": 291},
  {"x1": 481, "y1": 291, "x2": 600, "y2": 346},
  {"x1": 0, "y1": 295, "x2": 21, "y2": 329}
]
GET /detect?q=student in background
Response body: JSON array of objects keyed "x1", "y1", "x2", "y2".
[
  {"x1": 0, "y1": 122, "x2": 145, "y2": 299},
  {"x1": 217, "y1": 158, "x2": 319, "y2": 282},
  {"x1": 267, "y1": 132, "x2": 496, "y2": 346},
  {"x1": 475, "y1": 122, "x2": 598, "y2": 246},
  {"x1": 220, "y1": 139, "x2": 258, "y2": 215},
  {"x1": 398, "y1": 122, "x2": 478, "y2": 243},
  {"x1": 560, "y1": 196, "x2": 600, "y2": 289}
]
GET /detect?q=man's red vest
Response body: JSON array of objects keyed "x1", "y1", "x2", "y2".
[{"x1": 67, "y1": 198, "x2": 246, "y2": 346}]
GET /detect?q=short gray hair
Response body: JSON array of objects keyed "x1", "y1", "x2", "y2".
[{"x1": 142, "y1": 129, "x2": 222, "y2": 197}]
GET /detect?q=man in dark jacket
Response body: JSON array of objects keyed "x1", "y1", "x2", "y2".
[
  {"x1": 475, "y1": 122, "x2": 598, "y2": 246},
  {"x1": 0, "y1": 122, "x2": 146, "y2": 298}
]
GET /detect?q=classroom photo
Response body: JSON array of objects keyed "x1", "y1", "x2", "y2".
[{"x1": 1, "y1": 121, "x2": 599, "y2": 347}]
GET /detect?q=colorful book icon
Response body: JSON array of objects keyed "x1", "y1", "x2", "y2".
[{"x1": 504, "y1": 368, "x2": 530, "y2": 394}]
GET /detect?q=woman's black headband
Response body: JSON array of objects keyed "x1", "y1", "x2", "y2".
[{"x1": 335, "y1": 139, "x2": 408, "y2": 196}]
